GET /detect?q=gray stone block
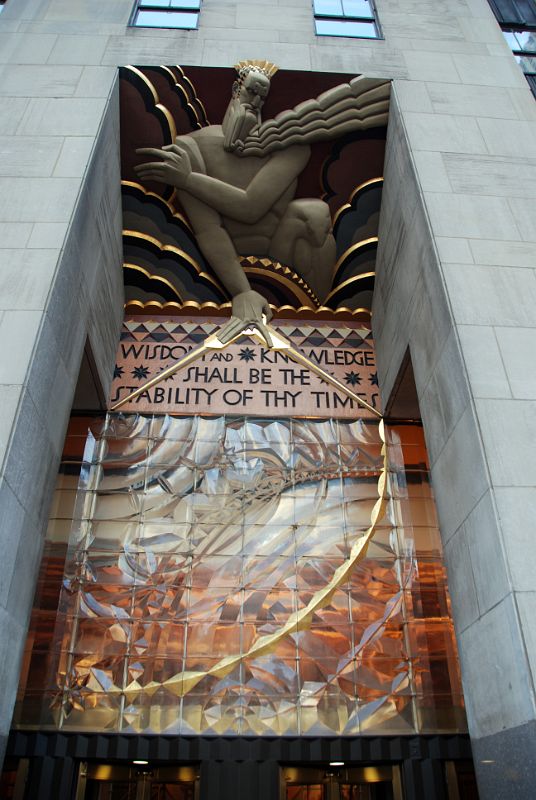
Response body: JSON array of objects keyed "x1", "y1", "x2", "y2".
[
  {"x1": 469, "y1": 239, "x2": 536, "y2": 268},
  {"x1": 392, "y1": 79, "x2": 433, "y2": 113},
  {"x1": 47, "y1": 33, "x2": 109, "y2": 65},
  {"x1": 0, "y1": 222, "x2": 32, "y2": 248},
  {"x1": 416, "y1": 328, "x2": 471, "y2": 461},
  {"x1": 477, "y1": 118, "x2": 536, "y2": 158},
  {"x1": 436, "y1": 237, "x2": 473, "y2": 264},
  {"x1": 412, "y1": 151, "x2": 452, "y2": 192},
  {"x1": 516, "y1": 592, "x2": 536, "y2": 688},
  {"x1": 496, "y1": 327, "x2": 536, "y2": 399},
  {"x1": 476, "y1": 398, "x2": 536, "y2": 487},
  {"x1": 102, "y1": 35, "x2": 203, "y2": 66},
  {"x1": 0, "y1": 249, "x2": 59, "y2": 310},
  {"x1": 0, "y1": 309, "x2": 43, "y2": 385},
  {"x1": 404, "y1": 111, "x2": 487, "y2": 153},
  {"x1": 27, "y1": 223, "x2": 68, "y2": 250},
  {"x1": 464, "y1": 489, "x2": 511, "y2": 615},
  {"x1": 0, "y1": 384, "x2": 21, "y2": 474},
  {"x1": 0, "y1": 63, "x2": 82, "y2": 96},
  {"x1": 457, "y1": 325, "x2": 511, "y2": 399},
  {"x1": 53, "y1": 136, "x2": 95, "y2": 178},
  {"x1": 0, "y1": 478, "x2": 27, "y2": 609},
  {"x1": 443, "y1": 152, "x2": 536, "y2": 199},
  {"x1": 0, "y1": 177, "x2": 80, "y2": 222},
  {"x1": 430, "y1": 404, "x2": 489, "y2": 543},
  {"x1": 458, "y1": 593, "x2": 535, "y2": 738},
  {"x1": 74, "y1": 65, "x2": 116, "y2": 98},
  {"x1": 0, "y1": 31, "x2": 57, "y2": 64},
  {"x1": 403, "y1": 51, "x2": 460, "y2": 82},
  {"x1": 453, "y1": 52, "x2": 528, "y2": 88},
  {"x1": 25, "y1": 313, "x2": 78, "y2": 449},
  {"x1": 0, "y1": 98, "x2": 29, "y2": 135},
  {"x1": 0, "y1": 606, "x2": 27, "y2": 744},
  {"x1": 425, "y1": 192, "x2": 521, "y2": 240},
  {"x1": 507, "y1": 197, "x2": 536, "y2": 242},
  {"x1": 1, "y1": 388, "x2": 60, "y2": 524},
  {"x1": 17, "y1": 97, "x2": 107, "y2": 136},
  {"x1": 444, "y1": 524, "x2": 480, "y2": 633},
  {"x1": 495, "y1": 487, "x2": 536, "y2": 592},
  {"x1": 426, "y1": 81, "x2": 520, "y2": 119}
]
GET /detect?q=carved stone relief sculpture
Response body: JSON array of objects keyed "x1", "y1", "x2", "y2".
[{"x1": 134, "y1": 61, "x2": 390, "y2": 342}]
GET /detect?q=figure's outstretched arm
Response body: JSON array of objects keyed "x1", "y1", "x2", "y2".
[
  {"x1": 175, "y1": 189, "x2": 273, "y2": 343},
  {"x1": 135, "y1": 143, "x2": 310, "y2": 225}
]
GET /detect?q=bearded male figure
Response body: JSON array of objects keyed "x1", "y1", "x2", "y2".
[{"x1": 135, "y1": 62, "x2": 390, "y2": 341}]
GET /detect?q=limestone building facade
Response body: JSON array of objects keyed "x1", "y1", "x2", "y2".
[{"x1": 0, "y1": 1, "x2": 535, "y2": 798}]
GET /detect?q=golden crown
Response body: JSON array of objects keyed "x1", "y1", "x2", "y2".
[{"x1": 234, "y1": 60, "x2": 279, "y2": 80}]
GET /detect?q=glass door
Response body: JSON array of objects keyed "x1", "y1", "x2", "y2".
[
  {"x1": 281, "y1": 766, "x2": 402, "y2": 800},
  {"x1": 77, "y1": 763, "x2": 199, "y2": 800}
]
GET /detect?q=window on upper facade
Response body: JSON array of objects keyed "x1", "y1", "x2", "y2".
[
  {"x1": 131, "y1": 0, "x2": 201, "y2": 30},
  {"x1": 313, "y1": 0, "x2": 381, "y2": 39},
  {"x1": 0, "y1": 0, "x2": 7, "y2": 14},
  {"x1": 487, "y1": 0, "x2": 536, "y2": 96}
]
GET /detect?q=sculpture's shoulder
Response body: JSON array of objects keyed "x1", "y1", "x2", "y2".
[
  {"x1": 265, "y1": 142, "x2": 311, "y2": 171},
  {"x1": 187, "y1": 125, "x2": 223, "y2": 142}
]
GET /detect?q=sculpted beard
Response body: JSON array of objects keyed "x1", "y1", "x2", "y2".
[{"x1": 222, "y1": 97, "x2": 261, "y2": 154}]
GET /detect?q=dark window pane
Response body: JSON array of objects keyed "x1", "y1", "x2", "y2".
[
  {"x1": 526, "y1": 73, "x2": 536, "y2": 95},
  {"x1": 134, "y1": 9, "x2": 198, "y2": 28},
  {"x1": 514, "y1": 0, "x2": 536, "y2": 24},
  {"x1": 489, "y1": 0, "x2": 536, "y2": 25},
  {"x1": 315, "y1": 18, "x2": 378, "y2": 37},
  {"x1": 515, "y1": 53, "x2": 536, "y2": 71}
]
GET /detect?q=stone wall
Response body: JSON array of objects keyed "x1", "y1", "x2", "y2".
[{"x1": 0, "y1": 1, "x2": 535, "y2": 795}]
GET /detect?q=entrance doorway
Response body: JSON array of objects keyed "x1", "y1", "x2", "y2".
[
  {"x1": 281, "y1": 765, "x2": 402, "y2": 800},
  {"x1": 76, "y1": 763, "x2": 199, "y2": 800}
]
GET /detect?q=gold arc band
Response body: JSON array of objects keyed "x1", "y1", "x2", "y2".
[
  {"x1": 124, "y1": 66, "x2": 177, "y2": 141},
  {"x1": 122, "y1": 230, "x2": 225, "y2": 293},
  {"x1": 123, "y1": 263, "x2": 184, "y2": 302},
  {"x1": 324, "y1": 270, "x2": 376, "y2": 305},
  {"x1": 121, "y1": 180, "x2": 192, "y2": 231},
  {"x1": 333, "y1": 177, "x2": 384, "y2": 228}
]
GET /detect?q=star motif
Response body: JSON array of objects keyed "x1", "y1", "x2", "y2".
[
  {"x1": 344, "y1": 371, "x2": 361, "y2": 386},
  {"x1": 131, "y1": 365, "x2": 150, "y2": 380},
  {"x1": 157, "y1": 366, "x2": 175, "y2": 382},
  {"x1": 239, "y1": 347, "x2": 256, "y2": 362},
  {"x1": 113, "y1": 365, "x2": 124, "y2": 379},
  {"x1": 369, "y1": 372, "x2": 378, "y2": 386}
]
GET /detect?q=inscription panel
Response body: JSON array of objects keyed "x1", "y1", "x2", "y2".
[{"x1": 109, "y1": 318, "x2": 380, "y2": 419}]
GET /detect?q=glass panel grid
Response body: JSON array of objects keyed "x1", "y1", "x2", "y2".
[
  {"x1": 17, "y1": 414, "x2": 466, "y2": 736},
  {"x1": 313, "y1": 0, "x2": 380, "y2": 38}
]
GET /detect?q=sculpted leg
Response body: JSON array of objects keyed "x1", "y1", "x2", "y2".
[{"x1": 269, "y1": 199, "x2": 336, "y2": 303}]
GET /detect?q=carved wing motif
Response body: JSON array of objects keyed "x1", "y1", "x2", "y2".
[{"x1": 241, "y1": 76, "x2": 390, "y2": 156}]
